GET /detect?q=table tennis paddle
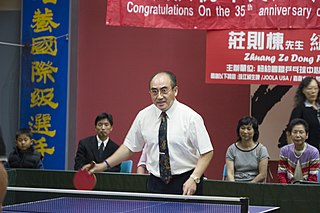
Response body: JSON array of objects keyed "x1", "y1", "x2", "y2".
[{"x1": 73, "y1": 161, "x2": 97, "y2": 190}]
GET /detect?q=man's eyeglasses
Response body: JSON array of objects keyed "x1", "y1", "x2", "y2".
[{"x1": 149, "y1": 87, "x2": 173, "y2": 97}]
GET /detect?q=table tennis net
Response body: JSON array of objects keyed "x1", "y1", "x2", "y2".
[{"x1": 4, "y1": 187, "x2": 249, "y2": 213}]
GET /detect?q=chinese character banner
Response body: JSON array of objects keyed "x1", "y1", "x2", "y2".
[
  {"x1": 206, "y1": 29, "x2": 320, "y2": 85},
  {"x1": 106, "y1": 0, "x2": 320, "y2": 30},
  {"x1": 21, "y1": 0, "x2": 70, "y2": 169}
]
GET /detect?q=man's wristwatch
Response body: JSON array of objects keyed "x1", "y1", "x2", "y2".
[{"x1": 190, "y1": 174, "x2": 201, "y2": 184}]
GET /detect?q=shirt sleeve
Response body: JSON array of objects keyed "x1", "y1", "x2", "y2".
[
  {"x1": 259, "y1": 145, "x2": 269, "y2": 160},
  {"x1": 190, "y1": 113, "x2": 214, "y2": 154},
  {"x1": 226, "y1": 145, "x2": 235, "y2": 161},
  {"x1": 277, "y1": 147, "x2": 289, "y2": 184},
  {"x1": 307, "y1": 147, "x2": 320, "y2": 182},
  {"x1": 137, "y1": 146, "x2": 147, "y2": 167},
  {"x1": 289, "y1": 105, "x2": 304, "y2": 121},
  {"x1": 123, "y1": 112, "x2": 145, "y2": 152}
]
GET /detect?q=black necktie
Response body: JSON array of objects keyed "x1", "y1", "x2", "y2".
[
  {"x1": 99, "y1": 142, "x2": 104, "y2": 159},
  {"x1": 159, "y1": 112, "x2": 172, "y2": 184}
]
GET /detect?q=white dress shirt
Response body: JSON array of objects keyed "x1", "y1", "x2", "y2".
[
  {"x1": 96, "y1": 136, "x2": 109, "y2": 150},
  {"x1": 124, "y1": 100, "x2": 213, "y2": 177}
]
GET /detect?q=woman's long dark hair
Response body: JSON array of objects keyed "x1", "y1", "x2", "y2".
[{"x1": 294, "y1": 76, "x2": 320, "y2": 107}]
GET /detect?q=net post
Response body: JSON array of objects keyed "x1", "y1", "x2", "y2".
[{"x1": 240, "y1": 197, "x2": 249, "y2": 213}]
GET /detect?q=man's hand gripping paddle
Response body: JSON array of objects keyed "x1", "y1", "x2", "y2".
[{"x1": 73, "y1": 161, "x2": 97, "y2": 190}]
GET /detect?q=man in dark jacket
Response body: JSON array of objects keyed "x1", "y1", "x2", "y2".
[{"x1": 74, "y1": 112, "x2": 120, "y2": 172}]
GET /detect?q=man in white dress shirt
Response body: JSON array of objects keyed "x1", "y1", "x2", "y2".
[{"x1": 84, "y1": 71, "x2": 214, "y2": 195}]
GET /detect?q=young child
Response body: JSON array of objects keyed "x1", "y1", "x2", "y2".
[{"x1": 6, "y1": 128, "x2": 43, "y2": 169}]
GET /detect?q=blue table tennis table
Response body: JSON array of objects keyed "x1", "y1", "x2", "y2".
[{"x1": 3, "y1": 197, "x2": 280, "y2": 213}]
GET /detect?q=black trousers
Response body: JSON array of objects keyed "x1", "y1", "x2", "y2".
[{"x1": 147, "y1": 169, "x2": 203, "y2": 195}]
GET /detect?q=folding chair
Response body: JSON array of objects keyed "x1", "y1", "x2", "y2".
[{"x1": 120, "y1": 160, "x2": 133, "y2": 173}]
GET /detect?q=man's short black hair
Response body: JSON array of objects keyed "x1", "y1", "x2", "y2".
[
  {"x1": 95, "y1": 112, "x2": 113, "y2": 126},
  {"x1": 15, "y1": 128, "x2": 33, "y2": 140}
]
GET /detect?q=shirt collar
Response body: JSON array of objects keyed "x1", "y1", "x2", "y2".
[
  {"x1": 155, "y1": 99, "x2": 178, "y2": 120},
  {"x1": 96, "y1": 135, "x2": 109, "y2": 146},
  {"x1": 304, "y1": 100, "x2": 319, "y2": 108}
]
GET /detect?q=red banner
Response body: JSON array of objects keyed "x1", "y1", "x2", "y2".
[
  {"x1": 206, "y1": 29, "x2": 320, "y2": 85},
  {"x1": 106, "y1": 0, "x2": 320, "y2": 30}
]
